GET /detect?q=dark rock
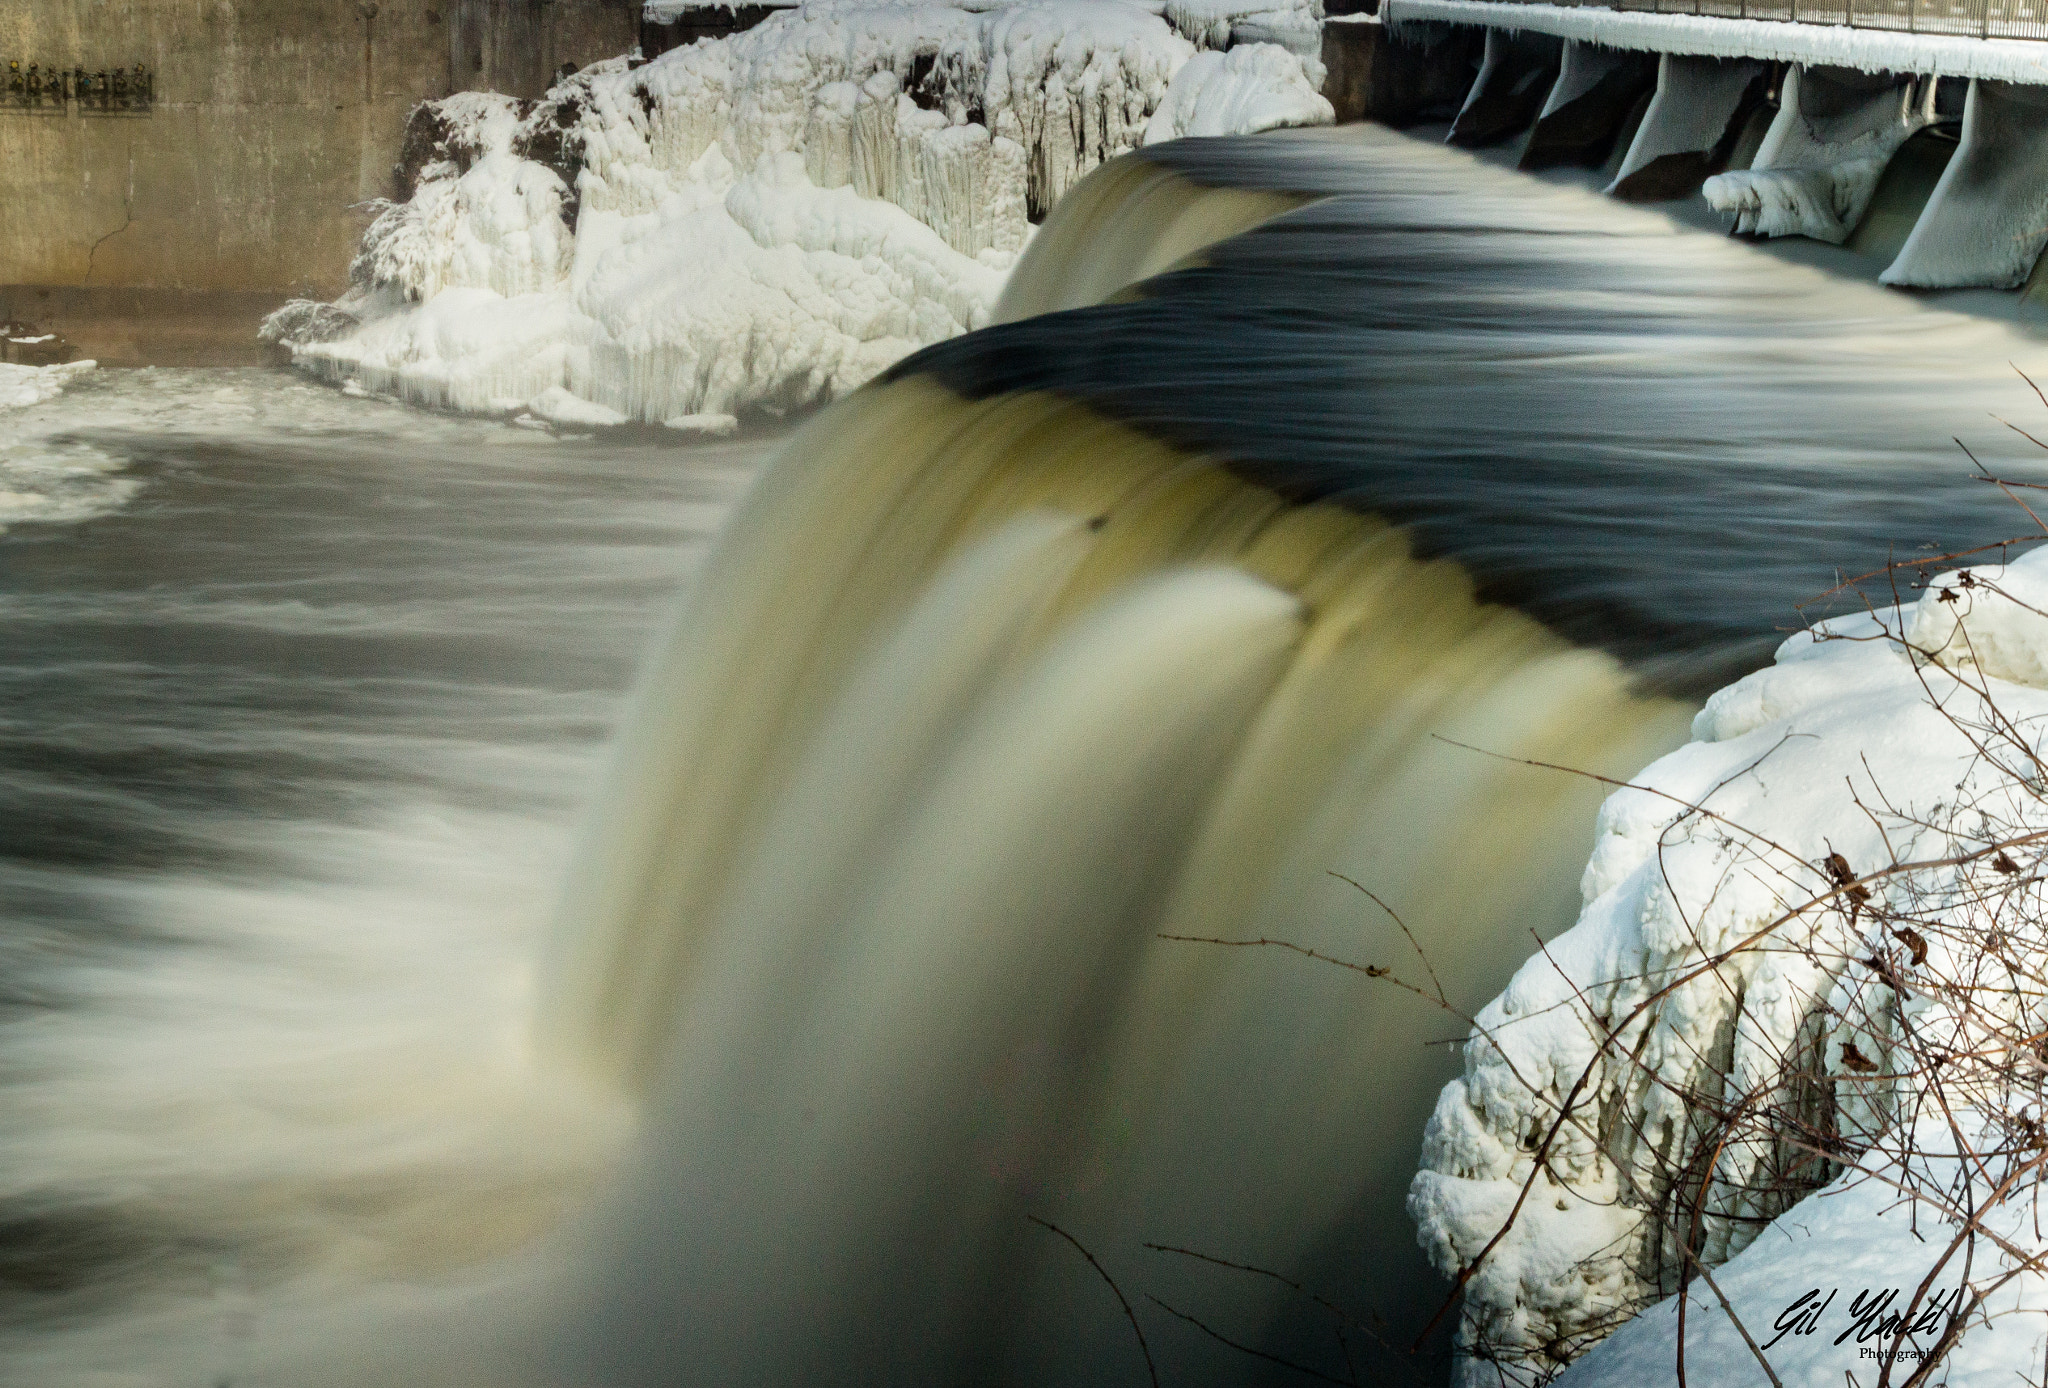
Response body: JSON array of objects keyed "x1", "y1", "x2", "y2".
[
  {"x1": 1, "y1": 320, "x2": 75, "y2": 365},
  {"x1": 514, "y1": 84, "x2": 592, "y2": 230}
]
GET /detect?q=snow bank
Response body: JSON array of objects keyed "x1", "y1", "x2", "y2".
[
  {"x1": 1412, "y1": 545, "x2": 2048, "y2": 1386},
  {"x1": 1563, "y1": 1107, "x2": 2048, "y2": 1386},
  {"x1": 0, "y1": 360, "x2": 93, "y2": 412},
  {"x1": 1165, "y1": 0, "x2": 1327, "y2": 66},
  {"x1": 1548, "y1": 1105, "x2": 2048, "y2": 1383},
  {"x1": 1145, "y1": 42, "x2": 1334, "y2": 141},
  {"x1": 269, "y1": 1, "x2": 1331, "y2": 426}
]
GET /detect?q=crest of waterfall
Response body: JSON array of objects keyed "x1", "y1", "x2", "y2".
[
  {"x1": 536, "y1": 378, "x2": 1692, "y2": 1382},
  {"x1": 993, "y1": 150, "x2": 1309, "y2": 323}
]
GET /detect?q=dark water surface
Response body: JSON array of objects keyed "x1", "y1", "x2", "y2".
[
  {"x1": 907, "y1": 125, "x2": 2048, "y2": 691},
  {"x1": 0, "y1": 368, "x2": 766, "y2": 1378}
]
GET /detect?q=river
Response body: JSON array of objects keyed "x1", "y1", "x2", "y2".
[{"x1": 6, "y1": 124, "x2": 2048, "y2": 1387}]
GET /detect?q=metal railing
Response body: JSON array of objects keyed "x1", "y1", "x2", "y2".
[{"x1": 1529, "y1": 0, "x2": 2048, "y2": 40}]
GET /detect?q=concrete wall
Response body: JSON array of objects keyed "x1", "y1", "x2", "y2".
[
  {"x1": 0, "y1": 0, "x2": 635, "y2": 299},
  {"x1": 456, "y1": 0, "x2": 639, "y2": 99}
]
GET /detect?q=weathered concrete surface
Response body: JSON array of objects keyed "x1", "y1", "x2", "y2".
[
  {"x1": 1448, "y1": 28, "x2": 1561, "y2": 148},
  {"x1": 457, "y1": 0, "x2": 639, "y2": 99},
  {"x1": 0, "y1": 0, "x2": 633, "y2": 300},
  {"x1": 0, "y1": 284, "x2": 287, "y2": 364},
  {"x1": 1322, "y1": 20, "x2": 1480, "y2": 127},
  {"x1": 1519, "y1": 41, "x2": 1655, "y2": 171}
]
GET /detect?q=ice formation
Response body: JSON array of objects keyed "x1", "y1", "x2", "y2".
[
  {"x1": 1704, "y1": 66, "x2": 1935, "y2": 243},
  {"x1": 0, "y1": 361, "x2": 123, "y2": 532},
  {"x1": 267, "y1": 1, "x2": 1332, "y2": 425},
  {"x1": 643, "y1": 0, "x2": 800, "y2": 16},
  {"x1": 1163, "y1": 0, "x2": 1325, "y2": 53},
  {"x1": 1411, "y1": 549, "x2": 2048, "y2": 1385},
  {"x1": 1144, "y1": 41, "x2": 1335, "y2": 141},
  {"x1": 0, "y1": 359, "x2": 93, "y2": 413}
]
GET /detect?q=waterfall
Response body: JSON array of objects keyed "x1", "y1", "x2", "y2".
[
  {"x1": 993, "y1": 153, "x2": 1309, "y2": 324},
  {"x1": 538, "y1": 378, "x2": 1692, "y2": 1383},
  {"x1": 23, "y1": 102, "x2": 2048, "y2": 1388}
]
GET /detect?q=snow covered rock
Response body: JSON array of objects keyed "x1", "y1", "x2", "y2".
[
  {"x1": 1412, "y1": 543, "x2": 2048, "y2": 1386},
  {"x1": 1561, "y1": 1109, "x2": 2048, "y2": 1386},
  {"x1": 267, "y1": 1, "x2": 1332, "y2": 426},
  {"x1": 1906, "y1": 556, "x2": 2048, "y2": 688},
  {"x1": 1145, "y1": 42, "x2": 1334, "y2": 143}
]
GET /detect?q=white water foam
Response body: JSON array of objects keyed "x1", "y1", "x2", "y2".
[{"x1": 0, "y1": 369, "x2": 776, "y2": 1387}]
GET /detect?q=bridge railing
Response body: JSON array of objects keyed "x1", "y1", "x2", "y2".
[{"x1": 1534, "y1": 0, "x2": 2048, "y2": 41}]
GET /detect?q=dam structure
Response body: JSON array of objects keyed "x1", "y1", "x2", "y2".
[
  {"x1": 1330, "y1": 0, "x2": 2048, "y2": 294},
  {"x1": 16, "y1": 4, "x2": 2048, "y2": 1387},
  {"x1": 0, "y1": 0, "x2": 635, "y2": 362}
]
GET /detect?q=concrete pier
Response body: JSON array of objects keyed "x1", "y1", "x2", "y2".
[{"x1": 1329, "y1": 0, "x2": 2048, "y2": 295}]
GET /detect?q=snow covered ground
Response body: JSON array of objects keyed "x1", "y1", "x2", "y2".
[
  {"x1": 266, "y1": 1, "x2": 1332, "y2": 427},
  {"x1": 1412, "y1": 546, "x2": 2048, "y2": 1385}
]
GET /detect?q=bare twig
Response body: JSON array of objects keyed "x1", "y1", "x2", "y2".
[{"x1": 1029, "y1": 1216, "x2": 1159, "y2": 1388}]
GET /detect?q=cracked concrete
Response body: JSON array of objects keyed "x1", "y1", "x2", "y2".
[{"x1": 0, "y1": 0, "x2": 634, "y2": 295}]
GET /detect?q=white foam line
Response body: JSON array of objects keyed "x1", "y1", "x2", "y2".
[{"x1": 1384, "y1": 0, "x2": 2048, "y2": 82}]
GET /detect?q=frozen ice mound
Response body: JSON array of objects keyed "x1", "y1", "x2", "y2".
[
  {"x1": 1906, "y1": 547, "x2": 2048, "y2": 689},
  {"x1": 267, "y1": 1, "x2": 1332, "y2": 426},
  {"x1": 0, "y1": 360, "x2": 94, "y2": 413},
  {"x1": 1411, "y1": 543, "x2": 2048, "y2": 1385}
]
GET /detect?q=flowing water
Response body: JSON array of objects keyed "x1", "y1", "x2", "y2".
[
  {"x1": 9, "y1": 124, "x2": 2048, "y2": 1388},
  {"x1": 0, "y1": 370, "x2": 768, "y2": 1384}
]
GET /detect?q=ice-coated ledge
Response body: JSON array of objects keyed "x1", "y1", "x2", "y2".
[{"x1": 1384, "y1": 0, "x2": 2048, "y2": 82}]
